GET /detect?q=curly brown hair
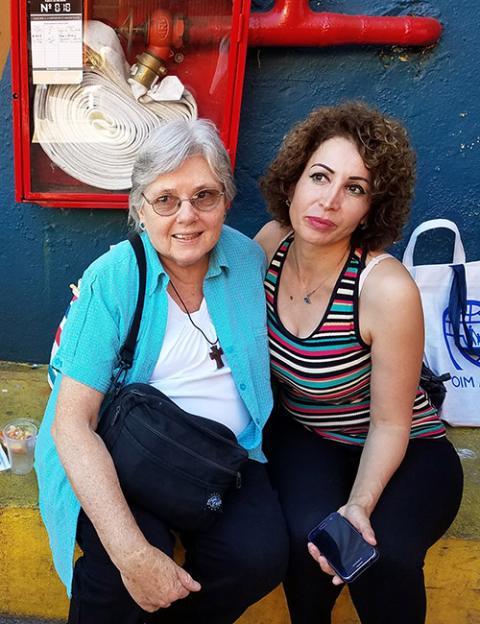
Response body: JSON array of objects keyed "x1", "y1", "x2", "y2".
[{"x1": 259, "y1": 101, "x2": 416, "y2": 251}]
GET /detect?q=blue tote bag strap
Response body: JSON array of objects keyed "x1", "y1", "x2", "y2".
[{"x1": 448, "y1": 264, "x2": 480, "y2": 357}]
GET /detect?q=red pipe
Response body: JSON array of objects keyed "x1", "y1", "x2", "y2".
[
  {"x1": 122, "y1": 0, "x2": 442, "y2": 52},
  {"x1": 248, "y1": 0, "x2": 442, "y2": 47}
]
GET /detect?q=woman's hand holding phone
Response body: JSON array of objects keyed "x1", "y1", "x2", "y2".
[
  {"x1": 307, "y1": 510, "x2": 379, "y2": 585},
  {"x1": 307, "y1": 542, "x2": 345, "y2": 586},
  {"x1": 339, "y1": 503, "x2": 377, "y2": 547}
]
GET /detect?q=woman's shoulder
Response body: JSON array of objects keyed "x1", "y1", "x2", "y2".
[
  {"x1": 220, "y1": 225, "x2": 265, "y2": 263},
  {"x1": 79, "y1": 238, "x2": 138, "y2": 293},
  {"x1": 88, "y1": 238, "x2": 133, "y2": 268},
  {"x1": 254, "y1": 220, "x2": 291, "y2": 263},
  {"x1": 359, "y1": 251, "x2": 424, "y2": 347},
  {"x1": 361, "y1": 250, "x2": 420, "y2": 304}
]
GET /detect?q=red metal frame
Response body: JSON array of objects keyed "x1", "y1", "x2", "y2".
[
  {"x1": 11, "y1": 0, "x2": 442, "y2": 209},
  {"x1": 216, "y1": 2, "x2": 250, "y2": 170}
]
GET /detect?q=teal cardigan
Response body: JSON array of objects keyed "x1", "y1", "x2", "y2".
[{"x1": 35, "y1": 226, "x2": 273, "y2": 594}]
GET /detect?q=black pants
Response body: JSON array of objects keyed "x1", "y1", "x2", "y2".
[
  {"x1": 68, "y1": 460, "x2": 289, "y2": 624},
  {"x1": 264, "y1": 412, "x2": 464, "y2": 624}
]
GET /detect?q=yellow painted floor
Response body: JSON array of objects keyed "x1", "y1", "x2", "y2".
[{"x1": 1, "y1": 362, "x2": 479, "y2": 623}]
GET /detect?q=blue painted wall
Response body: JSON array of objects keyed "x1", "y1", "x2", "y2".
[{"x1": 1, "y1": 0, "x2": 479, "y2": 363}]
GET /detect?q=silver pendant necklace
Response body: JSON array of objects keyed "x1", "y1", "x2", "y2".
[
  {"x1": 290, "y1": 243, "x2": 348, "y2": 305},
  {"x1": 302, "y1": 286, "x2": 322, "y2": 305},
  {"x1": 288, "y1": 283, "x2": 324, "y2": 304},
  {"x1": 289, "y1": 286, "x2": 324, "y2": 304},
  {"x1": 168, "y1": 279, "x2": 224, "y2": 369}
]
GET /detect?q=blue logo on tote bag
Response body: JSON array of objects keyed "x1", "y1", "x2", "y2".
[{"x1": 443, "y1": 300, "x2": 480, "y2": 370}]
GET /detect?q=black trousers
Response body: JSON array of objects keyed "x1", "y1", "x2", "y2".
[
  {"x1": 68, "y1": 460, "x2": 289, "y2": 624},
  {"x1": 264, "y1": 412, "x2": 464, "y2": 624}
]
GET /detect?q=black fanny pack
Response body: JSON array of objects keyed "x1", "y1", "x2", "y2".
[{"x1": 97, "y1": 234, "x2": 248, "y2": 532}]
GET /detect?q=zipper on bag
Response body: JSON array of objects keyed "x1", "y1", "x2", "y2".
[
  {"x1": 129, "y1": 413, "x2": 242, "y2": 481},
  {"x1": 129, "y1": 389, "x2": 245, "y2": 451}
]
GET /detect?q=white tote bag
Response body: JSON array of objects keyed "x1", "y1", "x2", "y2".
[{"x1": 403, "y1": 219, "x2": 480, "y2": 426}]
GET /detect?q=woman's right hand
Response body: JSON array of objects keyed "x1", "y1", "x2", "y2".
[
  {"x1": 119, "y1": 542, "x2": 201, "y2": 612},
  {"x1": 307, "y1": 541, "x2": 344, "y2": 585}
]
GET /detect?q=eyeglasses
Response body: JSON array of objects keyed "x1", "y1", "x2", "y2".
[{"x1": 141, "y1": 188, "x2": 225, "y2": 217}]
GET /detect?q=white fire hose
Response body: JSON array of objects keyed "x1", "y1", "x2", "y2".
[{"x1": 33, "y1": 20, "x2": 197, "y2": 190}]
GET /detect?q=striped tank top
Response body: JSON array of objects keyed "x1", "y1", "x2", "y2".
[{"x1": 265, "y1": 233, "x2": 446, "y2": 445}]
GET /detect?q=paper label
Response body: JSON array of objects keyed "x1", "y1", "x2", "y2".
[{"x1": 30, "y1": 0, "x2": 83, "y2": 84}]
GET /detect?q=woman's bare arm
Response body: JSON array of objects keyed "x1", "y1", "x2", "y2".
[
  {"x1": 52, "y1": 376, "x2": 201, "y2": 611},
  {"x1": 347, "y1": 260, "x2": 423, "y2": 518},
  {"x1": 309, "y1": 260, "x2": 423, "y2": 583}
]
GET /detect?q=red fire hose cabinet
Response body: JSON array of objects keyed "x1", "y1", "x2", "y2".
[{"x1": 11, "y1": 0, "x2": 251, "y2": 208}]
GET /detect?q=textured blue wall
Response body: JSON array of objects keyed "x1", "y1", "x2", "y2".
[{"x1": 1, "y1": 0, "x2": 479, "y2": 363}]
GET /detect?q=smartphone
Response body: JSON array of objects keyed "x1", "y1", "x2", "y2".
[{"x1": 307, "y1": 512, "x2": 379, "y2": 583}]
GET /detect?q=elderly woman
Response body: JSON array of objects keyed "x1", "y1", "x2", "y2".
[
  {"x1": 35, "y1": 119, "x2": 288, "y2": 624},
  {"x1": 256, "y1": 101, "x2": 463, "y2": 624}
]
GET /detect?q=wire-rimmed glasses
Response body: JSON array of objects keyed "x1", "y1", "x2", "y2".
[{"x1": 141, "y1": 188, "x2": 225, "y2": 217}]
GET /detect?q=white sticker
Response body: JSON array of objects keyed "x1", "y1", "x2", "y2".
[{"x1": 30, "y1": 0, "x2": 83, "y2": 84}]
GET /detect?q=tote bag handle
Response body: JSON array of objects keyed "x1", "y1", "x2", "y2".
[{"x1": 403, "y1": 219, "x2": 466, "y2": 268}]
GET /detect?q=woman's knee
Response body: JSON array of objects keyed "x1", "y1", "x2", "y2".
[
  {"x1": 349, "y1": 553, "x2": 426, "y2": 624},
  {"x1": 69, "y1": 554, "x2": 142, "y2": 624},
  {"x1": 241, "y1": 525, "x2": 289, "y2": 589},
  {"x1": 216, "y1": 521, "x2": 289, "y2": 602},
  {"x1": 350, "y1": 546, "x2": 425, "y2": 604}
]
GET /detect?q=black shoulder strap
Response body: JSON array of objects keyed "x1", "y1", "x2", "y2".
[{"x1": 118, "y1": 232, "x2": 147, "y2": 370}]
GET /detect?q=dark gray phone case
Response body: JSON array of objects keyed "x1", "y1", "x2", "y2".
[{"x1": 308, "y1": 512, "x2": 379, "y2": 583}]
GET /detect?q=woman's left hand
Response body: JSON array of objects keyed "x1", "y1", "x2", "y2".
[{"x1": 307, "y1": 503, "x2": 377, "y2": 585}]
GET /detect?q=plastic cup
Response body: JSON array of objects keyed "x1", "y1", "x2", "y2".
[{"x1": 2, "y1": 419, "x2": 37, "y2": 475}]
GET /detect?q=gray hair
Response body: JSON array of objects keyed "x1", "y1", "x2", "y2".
[{"x1": 128, "y1": 119, "x2": 236, "y2": 230}]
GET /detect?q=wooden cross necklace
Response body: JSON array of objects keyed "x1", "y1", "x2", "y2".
[{"x1": 168, "y1": 279, "x2": 225, "y2": 369}]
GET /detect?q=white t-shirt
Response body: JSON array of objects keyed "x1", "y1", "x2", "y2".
[{"x1": 149, "y1": 294, "x2": 250, "y2": 436}]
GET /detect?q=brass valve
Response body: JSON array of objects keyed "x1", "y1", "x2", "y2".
[
  {"x1": 129, "y1": 51, "x2": 168, "y2": 89},
  {"x1": 127, "y1": 8, "x2": 185, "y2": 91}
]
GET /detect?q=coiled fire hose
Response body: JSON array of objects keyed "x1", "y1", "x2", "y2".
[{"x1": 33, "y1": 20, "x2": 197, "y2": 190}]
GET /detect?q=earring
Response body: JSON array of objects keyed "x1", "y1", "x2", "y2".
[
  {"x1": 139, "y1": 221, "x2": 146, "y2": 231},
  {"x1": 285, "y1": 198, "x2": 291, "y2": 207},
  {"x1": 359, "y1": 220, "x2": 367, "y2": 230}
]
